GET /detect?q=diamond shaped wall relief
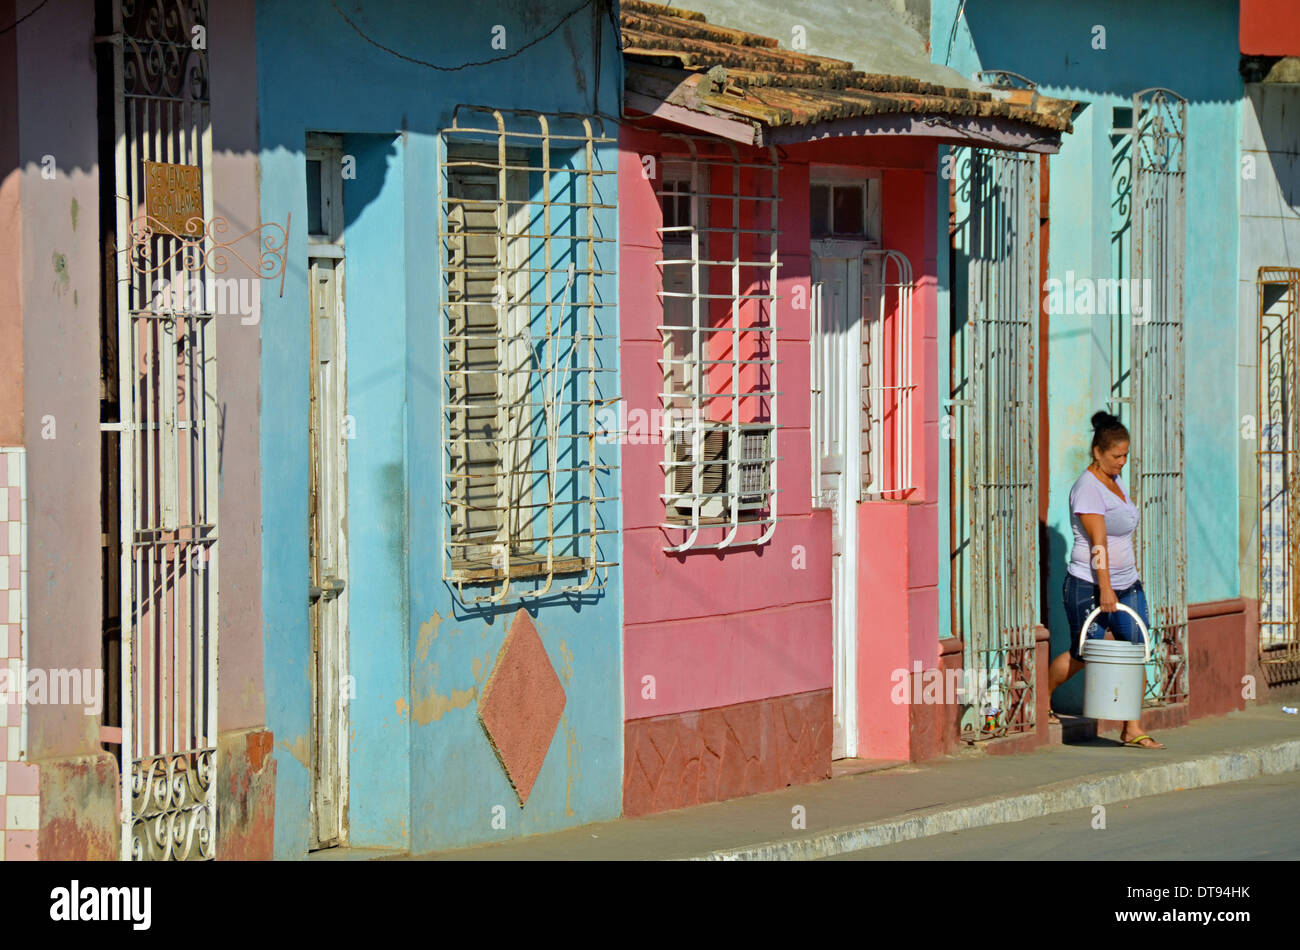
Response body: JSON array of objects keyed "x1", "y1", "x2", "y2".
[{"x1": 477, "y1": 609, "x2": 567, "y2": 806}]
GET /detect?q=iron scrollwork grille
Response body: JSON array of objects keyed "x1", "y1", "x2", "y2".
[
  {"x1": 951, "y1": 147, "x2": 1040, "y2": 739},
  {"x1": 1258, "y1": 269, "x2": 1300, "y2": 681},
  {"x1": 1128, "y1": 88, "x2": 1188, "y2": 707},
  {"x1": 108, "y1": 0, "x2": 219, "y2": 860}
]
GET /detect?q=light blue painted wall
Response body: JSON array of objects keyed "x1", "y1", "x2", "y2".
[
  {"x1": 341, "y1": 133, "x2": 410, "y2": 846},
  {"x1": 932, "y1": 0, "x2": 1242, "y2": 708},
  {"x1": 256, "y1": 0, "x2": 623, "y2": 857}
]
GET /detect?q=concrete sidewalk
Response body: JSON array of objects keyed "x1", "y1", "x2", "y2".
[{"x1": 394, "y1": 703, "x2": 1300, "y2": 861}]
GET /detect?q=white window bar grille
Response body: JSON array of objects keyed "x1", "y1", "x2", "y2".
[
  {"x1": 1257, "y1": 268, "x2": 1300, "y2": 678},
  {"x1": 809, "y1": 249, "x2": 915, "y2": 504},
  {"x1": 951, "y1": 147, "x2": 1039, "y2": 739},
  {"x1": 655, "y1": 136, "x2": 781, "y2": 552},
  {"x1": 439, "y1": 106, "x2": 618, "y2": 604},
  {"x1": 106, "y1": 0, "x2": 218, "y2": 859},
  {"x1": 862, "y1": 249, "x2": 915, "y2": 499},
  {"x1": 1127, "y1": 88, "x2": 1188, "y2": 706}
]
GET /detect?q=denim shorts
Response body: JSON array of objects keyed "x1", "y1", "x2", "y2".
[{"x1": 1062, "y1": 573, "x2": 1150, "y2": 662}]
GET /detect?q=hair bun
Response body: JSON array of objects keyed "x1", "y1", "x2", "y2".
[{"x1": 1091, "y1": 410, "x2": 1119, "y2": 430}]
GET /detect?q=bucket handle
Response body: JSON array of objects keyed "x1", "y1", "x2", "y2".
[{"x1": 1078, "y1": 603, "x2": 1151, "y2": 664}]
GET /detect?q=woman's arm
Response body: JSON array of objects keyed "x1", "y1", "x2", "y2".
[{"x1": 1078, "y1": 512, "x2": 1117, "y2": 612}]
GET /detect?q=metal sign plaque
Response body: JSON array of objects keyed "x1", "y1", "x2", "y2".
[{"x1": 144, "y1": 161, "x2": 203, "y2": 236}]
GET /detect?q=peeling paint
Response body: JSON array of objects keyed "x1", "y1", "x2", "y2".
[
  {"x1": 35, "y1": 753, "x2": 119, "y2": 859},
  {"x1": 472, "y1": 650, "x2": 492, "y2": 683},
  {"x1": 557, "y1": 639, "x2": 575, "y2": 684},
  {"x1": 51, "y1": 250, "x2": 69, "y2": 296},
  {"x1": 278, "y1": 733, "x2": 310, "y2": 769},
  {"x1": 561, "y1": 714, "x2": 581, "y2": 818},
  {"x1": 395, "y1": 696, "x2": 408, "y2": 719},
  {"x1": 240, "y1": 676, "x2": 260, "y2": 714},
  {"x1": 217, "y1": 729, "x2": 277, "y2": 860},
  {"x1": 417, "y1": 610, "x2": 442, "y2": 663},
  {"x1": 411, "y1": 685, "x2": 477, "y2": 725}
]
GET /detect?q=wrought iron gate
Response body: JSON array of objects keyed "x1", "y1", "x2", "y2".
[
  {"x1": 105, "y1": 0, "x2": 219, "y2": 860},
  {"x1": 1258, "y1": 268, "x2": 1300, "y2": 680},
  {"x1": 951, "y1": 148, "x2": 1039, "y2": 738},
  {"x1": 1122, "y1": 89, "x2": 1188, "y2": 706}
]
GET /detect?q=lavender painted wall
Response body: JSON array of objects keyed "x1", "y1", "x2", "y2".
[
  {"x1": 209, "y1": 0, "x2": 266, "y2": 732},
  {"x1": 16, "y1": 0, "x2": 103, "y2": 760}
]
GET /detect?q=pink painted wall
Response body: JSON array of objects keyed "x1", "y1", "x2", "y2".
[
  {"x1": 1, "y1": 0, "x2": 37, "y2": 860},
  {"x1": 209, "y1": 0, "x2": 266, "y2": 731},
  {"x1": 784, "y1": 138, "x2": 943, "y2": 761},
  {"x1": 18, "y1": 0, "x2": 105, "y2": 760},
  {"x1": 0, "y1": 0, "x2": 22, "y2": 449},
  {"x1": 865, "y1": 157, "x2": 941, "y2": 760},
  {"x1": 620, "y1": 128, "x2": 833, "y2": 719},
  {"x1": 621, "y1": 128, "x2": 944, "y2": 761}
]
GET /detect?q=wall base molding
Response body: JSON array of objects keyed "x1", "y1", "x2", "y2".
[{"x1": 623, "y1": 689, "x2": 832, "y2": 817}]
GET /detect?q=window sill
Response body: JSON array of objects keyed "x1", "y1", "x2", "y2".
[
  {"x1": 449, "y1": 554, "x2": 593, "y2": 583},
  {"x1": 665, "y1": 513, "x2": 768, "y2": 526}
]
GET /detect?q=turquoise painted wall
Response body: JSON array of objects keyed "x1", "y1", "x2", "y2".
[
  {"x1": 256, "y1": 0, "x2": 623, "y2": 857},
  {"x1": 937, "y1": 144, "x2": 952, "y2": 642},
  {"x1": 932, "y1": 0, "x2": 1242, "y2": 708}
]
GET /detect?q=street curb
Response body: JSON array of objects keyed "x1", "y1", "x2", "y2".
[{"x1": 693, "y1": 739, "x2": 1300, "y2": 861}]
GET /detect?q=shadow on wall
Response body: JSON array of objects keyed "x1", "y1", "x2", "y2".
[
  {"x1": 1045, "y1": 522, "x2": 1085, "y2": 713},
  {"x1": 1249, "y1": 87, "x2": 1300, "y2": 222},
  {"x1": 960, "y1": 0, "x2": 1241, "y2": 105}
]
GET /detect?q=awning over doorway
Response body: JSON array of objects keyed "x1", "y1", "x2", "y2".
[{"x1": 621, "y1": 0, "x2": 1077, "y2": 153}]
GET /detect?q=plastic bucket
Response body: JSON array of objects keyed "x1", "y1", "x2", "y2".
[{"x1": 1078, "y1": 603, "x2": 1150, "y2": 722}]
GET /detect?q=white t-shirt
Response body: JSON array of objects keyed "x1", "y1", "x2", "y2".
[{"x1": 1067, "y1": 469, "x2": 1140, "y2": 590}]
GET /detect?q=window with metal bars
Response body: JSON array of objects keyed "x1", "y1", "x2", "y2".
[
  {"x1": 1257, "y1": 268, "x2": 1300, "y2": 678},
  {"x1": 811, "y1": 248, "x2": 916, "y2": 502},
  {"x1": 865, "y1": 250, "x2": 917, "y2": 498},
  {"x1": 439, "y1": 107, "x2": 617, "y2": 604},
  {"x1": 655, "y1": 140, "x2": 780, "y2": 552}
]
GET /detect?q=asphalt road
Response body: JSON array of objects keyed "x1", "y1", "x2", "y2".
[{"x1": 825, "y1": 770, "x2": 1300, "y2": 860}]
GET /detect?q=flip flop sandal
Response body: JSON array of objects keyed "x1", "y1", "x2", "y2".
[{"x1": 1123, "y1": 734, "x2": 1164, "y2": 749}]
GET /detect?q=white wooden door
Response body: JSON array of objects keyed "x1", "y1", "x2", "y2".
[
  {"x1": 811, "y1": 246, "x2": 870, "y2": 759},
  {"x1": 308, "y1": 256, "x2": 349, "y2": 848}
]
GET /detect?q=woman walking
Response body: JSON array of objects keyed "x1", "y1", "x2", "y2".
[{"x1": 1049, "y1": 411, "x2": 1164, "y2": 748}]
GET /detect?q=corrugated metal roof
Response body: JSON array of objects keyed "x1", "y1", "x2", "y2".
[{"x1": 620, "y1": 0, "x2": 1075, "y2": 136}]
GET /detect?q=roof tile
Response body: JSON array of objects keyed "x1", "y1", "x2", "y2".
[{"x1": 620, "y1": 0, "x2": 1074, "y2": 134}]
